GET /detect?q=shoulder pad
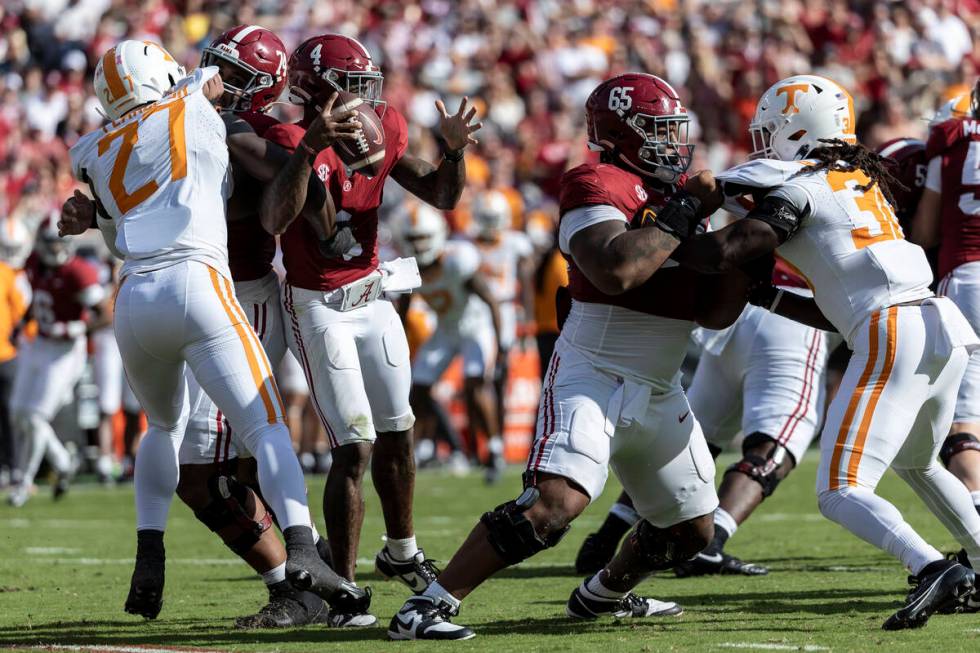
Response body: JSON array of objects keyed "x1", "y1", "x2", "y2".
[{"x1": 926, "y1": 118, "x2": 974, "y2": 160}]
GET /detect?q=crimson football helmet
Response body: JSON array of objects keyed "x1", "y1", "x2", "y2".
[
  {"x1": 201, "y1": 25, "x2": 287, "y2": 113},
  {"x1": 288, "y1": 34, "x2": 385, "y2": 115},
  {"x1": 586, "y1": 73, "x2": 693, "y2": 184},
  {"x1": 37, "y1": 214, "x2": 74, "y2": 267},
  {"x1": 876, "y1": 137, "x2": 926, "y2": 227}
]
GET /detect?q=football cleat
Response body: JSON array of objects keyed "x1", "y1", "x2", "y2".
[
  {"x1": 315, "y1": 537, "x2": 334, "y2": 568},
  {"x1": 938, "y1": 550, "x2": 979, "y2": 614},
  {"x1": 235, "y1": 581, "x2": 329, "y2": 629},
  {"x1": 387, "y1": 596, "x2": 475, "y2": 641},
  {"x1": 284, "y1": 535, "x2": 370, "y2": 611},
  {"x1": 673, "y1": 551, "x2": 769, "y2": 577},
  {"x1": 375, "y1": 548, "x2": 440, "y2": 594},
  {"x1": 124, "y1": 533, "x2": 166, "y2": 619},
  {"x1": 52, "y1": 472, "x2": 70, "y2": 501},
  {"x1": 883, "y1": 560, "x2": 975, "y2": 630},
  {"x1": 566, "y1": 577, "x2": 683, "y2": 619},
  {"x1": 7, "y1": 484, "x2": 30, "y2": 508},
  {"x1": 574, "y1": 532, "x2": 619, "y2": 575},
  {"x1": 327, "y1": 609, "x2": 378, "y2": 628}
]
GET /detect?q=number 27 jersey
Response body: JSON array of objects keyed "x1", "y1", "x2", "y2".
[
  {"x1": 717, "y1": 159, "x2": 933, "y2": 344},
  {"x1": 69, "y1": 67, "x2": 232, "y2": 280}
]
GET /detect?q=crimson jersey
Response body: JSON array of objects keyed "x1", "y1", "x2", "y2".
[
  {"x1": 26, "y1": 255, "x2": 101, "y2": 337},
  {"x1": 227, "y1": 111, "x2": 279, "y2": 282},
  {"x1": 926, "y1": 117, "x2": 980, "y2": 278},
  {"x1": 264, "y1": 106, "x2": 409, "y2": 291},
  {"x1": 558, "y1": 162, "x2": 698, "y2": 321}
]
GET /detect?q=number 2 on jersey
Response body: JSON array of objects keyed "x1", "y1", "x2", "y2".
[
  {"x1": 827, "y1": 169, "x2": 904, "y2": 249},
  {"x1": 97, "y1": 94, "x2": 188, "y2": 214}
]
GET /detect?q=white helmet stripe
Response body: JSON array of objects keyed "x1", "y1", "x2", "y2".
[
  {"x1": 878, "y1": 139, "x2": 922, "y2": 159},
  {"x1": 231, "y1": 25, "x2": 261, "y2": 44}
]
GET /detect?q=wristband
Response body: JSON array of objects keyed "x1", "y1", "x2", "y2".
[{"x1": 443, "y1": 148, "x2": 465, "y2": 162}]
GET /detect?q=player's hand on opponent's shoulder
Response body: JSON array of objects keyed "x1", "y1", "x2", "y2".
[
  {"x1": 302, "y1": 92, "x2": 362, "y2": 153},
  {"x1": 202, "y1": 72, "x2": 224, "y2": 102},
  {"x1": 684, "y1": 170, "x2": 723, "y2": 217},
  {"x1": 436, "y1": 96, "x2": 482, "y2": 151},
  {"x1": 59, "y1": 189, "x2": 94, "y2": 237}
]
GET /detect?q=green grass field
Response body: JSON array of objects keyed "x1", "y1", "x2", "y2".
[{"x1": 1, "y1": 455, "x2": 979, "y2": 652}]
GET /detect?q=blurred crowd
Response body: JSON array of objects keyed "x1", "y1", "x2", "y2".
[{"x1": 2, "y1": 0, "x2": 980, "y2": 481}]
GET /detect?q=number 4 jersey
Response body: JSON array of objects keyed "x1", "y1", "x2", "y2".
[
  {"x1": 717, "y1": 158, "x2": 933, "y2": 344},
  {"x1": 70, "y1": 67, "x2": 232, "y2": 280},
  {"x1": 926, "y1": 116, "x2": 980, "y2": 279}
]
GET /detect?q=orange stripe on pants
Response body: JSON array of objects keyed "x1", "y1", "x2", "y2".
[
  {"x1": 844, "y1": 306, "x2": 898, "y2": 487},
  {"x1": 208, "y1": 267, "x2": 278, "y2": 424},
  {"x1": 828, "y1": 310, "x2": 882, "y2": 491}
]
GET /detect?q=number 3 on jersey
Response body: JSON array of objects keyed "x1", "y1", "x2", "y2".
[
  {"x1": 827, "y1": 169, "x2": 904, "y2": 249},
  {"x1": 97, "y1": 93, "x2": 188, "y2": 214}
]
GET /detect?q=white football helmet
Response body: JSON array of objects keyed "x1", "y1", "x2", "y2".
[
  {"x1": 472, "y1": 190, "x2": 512, "y2": 239},
  {"x1": 94, "y1": 40, "x2": 185, "y2": 120},
  {"x1": 0, "y1": 216, "x2": 34, "y2": 270},
  {"x1": 399, "y1": 203, "x2": 447, "y2": 267},
  {"x1": 929, "y1": 94, "x2": 971, "y2": 127},
  {"x1": 749, "y1": 75, "x2": 856, "y2": 161}
]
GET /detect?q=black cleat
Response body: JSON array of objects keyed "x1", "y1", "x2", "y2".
[
  {"x1": 282, "y1": 526, "x2": 368, "y2": 608},
  {"x1": 883, "y1": 560, "x2": 975, "y2": 630},
  {"x1": 388, "y1": 596, "x2": 475, "y2": 640},
  {"x1": 235, "y1": 581, "x2": 328, "y2": 629},
  {"x1": 52, "y1": 473, "x2": 70, "y2": 501},
  {"x1": 674, "y1": 551, "x2": 768, "y2": 577},
  {"x1": 565, "y1": 576, "x2": 682, "y2": 620},
  {"x1": 574, "y1": 532, "x2": 619, "y2": 575},
  {"x1": 938, "y1": 550, "x2": 980, "y2": 614},
  {"x1": 315, "y1": 537, "x2": 333, "y2": 568},
  {"x1": 375, "y1": 548, "x2": 440, "y2": 594},
  {"x1": 124, "y1": 531, "x2": 165, "y2": 619}
]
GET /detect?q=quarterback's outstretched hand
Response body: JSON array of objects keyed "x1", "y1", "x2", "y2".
[
  {"x1": 59, "y1": 189, "x2": 95, "y2": 237},
  {"x1": 436, "y1": 97, "x2": 482, "y2": 151}
]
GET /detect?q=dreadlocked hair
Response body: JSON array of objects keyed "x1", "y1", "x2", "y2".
[{"x1": 792, "y1": 138, "x2": 907, "y2": 208}]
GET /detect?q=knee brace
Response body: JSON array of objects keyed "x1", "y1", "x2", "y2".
[
  {"x1": 940, "y1": 433, "x2": 980, "y2": 468},
  {"x1": 193, "y1": 475, "x2": 272, "y2": 555},
  {"x1": 725, "y1": 433, "x2": 788, "y2": 498},
  {"x1": 630, "y1": 519, "x2": 689, "y2": 571},
  {"x1": 480, "y1": 487, "x2": 569, "y2": 565}
]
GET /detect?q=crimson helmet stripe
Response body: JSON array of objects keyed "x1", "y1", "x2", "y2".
[{"x1": 230, "y1": 24, "x2": 261, "y2": 44}]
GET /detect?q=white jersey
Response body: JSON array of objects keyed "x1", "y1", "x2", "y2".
[
  {"x1": 418, "y1": 240, "x2": 490, "y2": 334},
  {"x1": 70, "y1": 67, "x2": 232, "y2": 280},
  {"x1": 717, "y1": 159, "x2": 933, "y2": 344},
  {"x1": 475, "y1": 231, "x2": 533, "y2": 302}
]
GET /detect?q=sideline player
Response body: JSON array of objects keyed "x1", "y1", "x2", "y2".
[
  {"x1": 7, "y1": 218, "x2": 104, "y2": 507},
  {"x1": 909, "y1": 85, "x2": 980, "y2": 528},
  {"x1": 261, "y1": 34, "x2": 480, "y2": 626},
  {"x1": 66, "y1": 40, "x2": 358, "y2": 621},
  {"x1": 576, "y1": 261, "x2": 832, "y2": 577},
  {"x1": 396, "y1": 203, "x2": 503, "y2": 480},
  {"x1": 673, "y1": 74, "x2": 980, "y2": 628},
  {"x1": 387, "y1": 73, "x2": 749, "y2": 640}
]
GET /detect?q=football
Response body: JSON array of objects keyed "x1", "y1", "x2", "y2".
[{"x1": 332, "y1": 89, "x2": 386, "y2": 177}]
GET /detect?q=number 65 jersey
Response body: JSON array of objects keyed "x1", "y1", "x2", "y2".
[
  {"x1": 717, "y1": 158, "x2": 933, "y2": 344},
  {"x1": 70, "y1": 67, "x2": 232, "y2": 280}
]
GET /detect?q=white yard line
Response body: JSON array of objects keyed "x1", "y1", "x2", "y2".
[
  {"x1": 718, "y1": 644, "x2": 830, "y2": 652},
  {"x1": 7, "y1": 646, "x2": 228, "y2": 653},
  {"x1": 24, "y1": 548, "x2": 81, "y2": 555}
]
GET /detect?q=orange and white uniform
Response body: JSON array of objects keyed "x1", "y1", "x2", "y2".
[
  {"x1": 68, "y1": 67, "x2": 307, "y2": 532},
  {"x1": 718, "y1": 158, "x2": 980, "y2": 569},
  {"x1": 475, "y1": 231, "x2": 532, "y2": 350}
]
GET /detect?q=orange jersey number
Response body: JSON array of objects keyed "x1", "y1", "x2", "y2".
[
  {"x1": 827, "y1": 169, "x2": 903, "y2": 250},
  {"x1": 97, "y1": 94, "x2": 188, "y2": 214}
]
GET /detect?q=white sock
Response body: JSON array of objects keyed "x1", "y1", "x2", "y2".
[
  {"x1": 971, "y1": 490, "x2": 980, "y2": 512},
  {"x1": 387, "y1": 535, "x2": 419, "y2": 561},
  {"x1": 609, "y1": 501, "x2": 641, "y2": 526},
  {"x1": 585, "y1": 571, "x2": 627, "y2": 599},
  {"x1": 894, "y1": 465, "x2": 980, "y2": 566},
  {"x1": 261, "y1": 562, "x2": 287, "y2": 586},
  {"x1": 134, "y1": 427, "x2": 181, "y2": 531},
  {"x1": 488, "y1": 436, "x2": 504, "y2": 455},
  {"x1": 244, "y1": 424, "x2": 313, "y2": 530},
  {"x1": 96, "y1": 454, "x2": 114, "y2": 477},
  {"x1": 423, "y1": 580, "x2": 460, "y2": 610},
  {"x1": 818, "y1": 486, "x2": 942, "y2": 574},
  {"x1": 714, "y1": 507, "x2": 739, "y2": 539}
]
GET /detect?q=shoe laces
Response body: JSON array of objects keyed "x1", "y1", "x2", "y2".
[
  {"x1": 413, "y1": 597, "x2": 457, "y2": 620},
  {"x1": 416, "y1": 556, "x2": 442, "y2": 585},
  {"x1": 618, "y1": 593, "x2": 645, "y2": 616}
]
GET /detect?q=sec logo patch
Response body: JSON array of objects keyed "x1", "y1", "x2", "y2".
[{"x1": 635, "y1": 185, "x2": 648, "y2": 202}]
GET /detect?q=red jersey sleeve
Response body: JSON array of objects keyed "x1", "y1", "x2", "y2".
[
  {"x1": 926, "y1": 118, "x2": 966, "y2": 160},
  {"x1": 264, "y1": 122, "x2": 306, "y2": 152},
  {"x1": 383, "y1": 107, "x2": 409, "y2": 161},
  {"x1": 559, "y1": 164, "x2": 612, "y2": 215}
]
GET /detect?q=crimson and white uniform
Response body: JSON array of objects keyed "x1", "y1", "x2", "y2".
[
  {"x1": 475, "y1": 232, "x2": 532, "y2": 350},
  {"x1": 413, "y1": 240, "x2": 496, "y2": 386},
  {"x1": 267, "y1": 107, "x2": 415, "y2": 448},
  {"x1": 13, "y1": 255, "x2": 103, "y2": 484},
  {"x1": 689, "y1": 263, "x2": 833, "y2": 463},
  {"x1": 528, "y1": 162, "x2": 717, "y2": 528},
  {"x1": 928, "y1": 117, "x2": 980, "y2": 424}
]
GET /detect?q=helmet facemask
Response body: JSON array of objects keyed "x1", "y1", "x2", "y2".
[
  {"x1": 626, "y1": 113, "x2": 693, "y2": 183},
  {"x1": 326, "y1": 68, "x2": 386, "y2": 116},
  {"x1": 202, "y1": 46, "x2": 276, "y2": 113}
]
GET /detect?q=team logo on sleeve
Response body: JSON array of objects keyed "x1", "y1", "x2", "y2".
[{"x1": 635, "y1": 185, "x2": 648, "y2": 202}]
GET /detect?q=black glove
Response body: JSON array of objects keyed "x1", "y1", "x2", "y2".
[
  {"x1": 639, "y1": 191, "x2": 702, "y2": 240},
  {"x1": 318, "y1": 224, "x2": 357, "y2": 259}
]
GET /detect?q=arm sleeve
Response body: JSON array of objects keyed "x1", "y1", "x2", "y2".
[
  {"x1": 925, "y1": 155, "x2": 942, "y2": 193},
  {"x1": 558, "y1": 205, "x2": 627, "y2": 254},
  {"x1": 263, "y1": 123, "x2": 304, "y2": 152}
]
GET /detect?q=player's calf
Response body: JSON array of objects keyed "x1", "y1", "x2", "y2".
[{"x1": 941, "y1": 433, "x2": 980, "y2": 510}]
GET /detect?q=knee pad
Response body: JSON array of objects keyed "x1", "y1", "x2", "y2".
[
  {"x1": 480, "y1": 487, "x2": 569, "y2": 565},
  {"x1": 193, "y1": 475, "x2": 272, "y2": 555},
  {"x1": 726, "y1": 433, "x2": 787, "y2": 498},
  {"x1": 630, "y1": 519, "x2": 689, "y2": 571},
  {"x1": 940, "y1": 433, "x2": 980, "y2": 467}
]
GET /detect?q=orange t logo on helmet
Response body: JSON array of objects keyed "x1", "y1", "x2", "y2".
[{"x1": 776, "y1": 84, "x2": 810, "y2": 114}]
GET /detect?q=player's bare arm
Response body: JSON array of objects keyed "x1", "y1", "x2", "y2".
[
  {"x1": 259, "y1": 92, "x2": 359, "y2": 236},
  {"x1": 467, "y1": 274, "x2": 503, "y2": 350},
  {"x1": 569, "y1": 221, "x2": 681, "y2": 296},
  {"x1": 390, "y1": 98, "x2": 481, "y2": 210},
  {"x1": 693, "y1": 270, "x2": 750, "y2": 329},
  {"x1": 673, "y1": 215, "x2": 784, "y2": 274},
  {"x1": 909, "y1": 187, "x2": 942, "y2": 248}
]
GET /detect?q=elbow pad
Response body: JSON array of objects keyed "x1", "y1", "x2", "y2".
[
  {"x1": 641, "y1": 191, "x2": 702, "y2": 240},
  {"x1": 745, "y1": 195, "x2": 804, "y2": 243}
]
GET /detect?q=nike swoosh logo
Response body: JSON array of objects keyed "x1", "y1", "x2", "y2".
[
  {"x1": 394, "y1": 615, "x2": 416, "y2": 636},
  {"x1": 698, "y1": 552, "x2": 723, "y2": 564},
  {"x1": 678, "y1": 411, "x2": 690, "y2": 423}
]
